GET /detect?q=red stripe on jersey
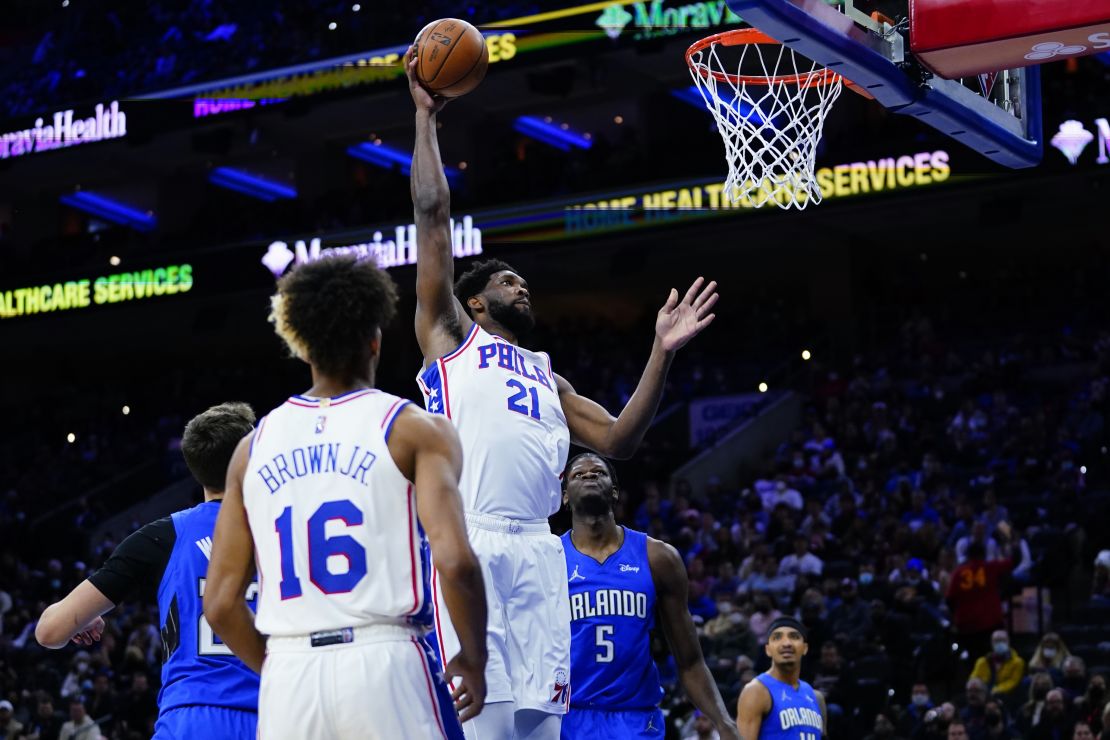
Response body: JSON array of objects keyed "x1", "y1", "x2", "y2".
[
  {"x1": 381, "y1": 398, "x2": 405, "y2": 429},
  {"x1": 437, "y1": 358, "x2": 453, "y2": 420},
  {"x1": 411, "y1": 638, "x2": 448, "y2": 739},
  {"x1": 283, "y1": 400, "x2": 318, "y2": 408},
  {"x1": 329, "y1": 389, "x2": 377, "y2": 406}
]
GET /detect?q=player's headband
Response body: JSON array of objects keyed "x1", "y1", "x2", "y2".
[{"x1": 766, "y1": 617, "x2": 808, "y2": 643}]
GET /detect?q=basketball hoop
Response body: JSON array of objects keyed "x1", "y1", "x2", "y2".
[{"x1": 685, "y1": 29, "x2": 845, "y2": 210}]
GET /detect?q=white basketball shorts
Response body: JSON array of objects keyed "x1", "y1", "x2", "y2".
[
  {"x1": 259, "y1": 623, "x2": 462, "y2": 739},
  {"x1": 431, "y1": 512, "x2": 572, "y2": 714}
]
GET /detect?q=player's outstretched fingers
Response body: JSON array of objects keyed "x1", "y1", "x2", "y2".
[
  {"x1": 682, "y1": 276, "x2": 706, "y2": 305},
  {"x1": 692, "y1": 279, "x2": 718, "y2": 311}
]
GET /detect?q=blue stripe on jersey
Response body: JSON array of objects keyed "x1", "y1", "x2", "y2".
[
  {"x1": 412, "y1": 523, "x2": 434, "y2": 626},
  {"x1": 419, "y1": 364, "x2": 447, "y2": 416},
  {"x1": 159, "y1": 502, "x2": 259, "y2": 714},
  {"x1": 291, "y1": 388, "x2": 368, "y2": 402},
  {"x1": 383, "y1": 400, "x2": 411, "y2": 442},
  {"x1": 415, "y1": 636, "x2": 465, "y2": 739},
  {"x1": 563, "y1": 527, "x2": 663, "y2": 711},
  {"x1": 755, "y1": 673, "x2": 823, "y2": 740}
]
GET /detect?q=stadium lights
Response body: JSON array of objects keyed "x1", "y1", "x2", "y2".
[
  {"x1": 60, "y1": 192, "x2": 157, "y2": 232},
  {"x1": 352, "y1": 3, "x2": 361, "y2": 10},
  {"x1": 109, "y1": 255, "x2": 121, "y2": 266},
  {"x1": 328, "y1": 22, "x2": 338, "y2": 30},
  {"x1": 513, "y1": 116, "x2": 593, "y2": 152},
  {"x1": 209, "y1": 167, "x2": 297, "y2": 202},
  {"x1": 122, "y1": 406, "x2": 131, "y2": 415},
  {"x1": 67, "y1": 433, "x2": 76, "y2": 443},
  {"x1": 671, "y1": 86, "x2": 769, "y2": 127},
  {"x1": 346, "y1": 142, "x2": 460, "y2": 180},
  {"x1": 801, "y1": 349, "x2": 812, "y2": 361},
  {"x1": 758, "y1": 382, "x2": 768, "y2": 393}
]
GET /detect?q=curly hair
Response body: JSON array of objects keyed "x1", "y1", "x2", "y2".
[
  {"x1": 181, "y1": 402, "x2": 256, "y2": 492},
  {"x1": 269, "y1": 255, "x2": 399, "y2": 376},
  {"x1": 454, "y1": 258, "x2": 521, "y2": 316}
]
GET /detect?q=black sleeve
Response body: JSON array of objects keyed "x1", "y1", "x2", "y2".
[{"x1": 88, "y1": 517, "x2": 176, "y2": 604}]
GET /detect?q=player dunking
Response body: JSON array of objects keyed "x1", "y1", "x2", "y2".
[
  {"x1": 736, "y1": 619, "x2": 827, "y2": 740},
  {"x1": 561, "y1": 453, "x2": 739, "y2": 740},
  {"x1": 204, "y1": 256, "x2": 488, "y2": 739},
  {"x1": 406, "y1": 49, "x2": 719, "y2": 740},
  {"x1": 36, "y1": 402, "x2": 260, "y2": 739}
]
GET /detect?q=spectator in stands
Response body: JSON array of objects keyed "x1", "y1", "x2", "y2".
[
  {"x1": 1022, "y1": 674, "x2": 1059, "y2": 735},
  {"x1": 903, "y1": 490, "x2": 941, "y2": 531},
  {"x1": 946, "y1": 535, "x2": 1012, "y2": 660},
  {"x1": 1094, "y1": 551, "x2": 1110, "y2": 602},
  {"x1": 982, "y1": 699, "x2": 1019, "y2": 740},
  {"x1": 828, "y1": 578, "x2": 871, "y2": 648},
  {"x1": 904, "y1": 682, "x2": 936, "y2": 736},
  {"x1": 956, "y1": 521, "x2": 1002, "y2": 563},
  {"x1": 742, "y1": 559, "x2": 795, "y2": 606},
  {"x1": 971, "y1": 629, "x2": 1026, "y2": 698},
  {"x1": 59, "y1": 651, "x2": 92, "y2": 700},
  {"x1": 58, "y1": 697, "x2": 99, "y2": 740},
  {"x1": 21, "y1": 694, "x2": 63, "y2": 740},
  {"x1": 779, "y1": 535, "x2": 824, "y2": 577},
  {"x1": 810, "y1": 641, "x2": 849, "y2": 714},
  {"x1": 1029, "y1": 633, "x2": 1071, "y2": 676},
  {"x1": 0, "y1": 700, "x2": 22, "y2": 740},
  {"x1": 1061, "y1": 657, "x2": 1089, "y2": 701},
  {"x1": 947, "y1": 720, "x2": 970, "y2": 740},
  {"x1": 746, "y1": 593, "x2": 782, "y2": 642},
  {"x1": 865, "y1": 711, "x2": 907, "y2": 740},
  {"x1": 959, "y1": 678, "x2": 989, "y2": 737},
  {"x1": 1030, "y1": 689, "x2": 1076, "y2": 740},
  {"x1": 1075, "y1": 675, "x2": 1107, "y2": 736},
  {"x1": 84, "y1": 671, "x2": 116, "y2": 733},
  {"x1": 680, "y1": 710, "x2": 719, "y2": 740},
  {"x1": 1074, "y1": 721, "x2": 1096, "y2": 740}
]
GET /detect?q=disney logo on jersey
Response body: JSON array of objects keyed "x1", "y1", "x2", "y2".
[{"x1": 619, "y1": 563, "x2": 640, "y2": 573}]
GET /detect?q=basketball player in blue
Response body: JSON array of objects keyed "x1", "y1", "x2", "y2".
[
  {"x1": 737, "y1": 618, "x2": 827, "y2": 740},
  {"x1": 407, "y1": 48, "x2": 719, "y2": 740},
  {"x1": 561, "y1": 453, "x2": 739, "y2": 740},
  {"x1": 36, "y1": 402, "x2": 260, "y2": 739}
]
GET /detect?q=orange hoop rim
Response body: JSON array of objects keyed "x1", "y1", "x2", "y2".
[{"x1": 685, "y1": 28, "x2": 842, "y2": 89}]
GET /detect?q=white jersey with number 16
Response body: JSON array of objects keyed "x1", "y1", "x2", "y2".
[{"x1": 242, "y1": 390, "x2": 429, "y2": 637}]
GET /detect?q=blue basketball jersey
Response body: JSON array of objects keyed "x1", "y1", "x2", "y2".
[
  {"x1": 563, "y1": 527, "x2": 663, "y2": 710},
  {"x1": 157, "y1": 501, "x2": 259, "y2": 713},
  {"x1": 755, "y1": 673, "x2": 823, "y2": 740}
]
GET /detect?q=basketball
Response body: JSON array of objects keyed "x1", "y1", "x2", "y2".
[{"x1": 413, "y1": 18, "x2": 489, "y2": 98}]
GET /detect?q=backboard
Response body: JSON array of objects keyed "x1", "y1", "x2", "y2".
[{"x1": 723, "y1": 0, "x2": 1048, "y2": 168}]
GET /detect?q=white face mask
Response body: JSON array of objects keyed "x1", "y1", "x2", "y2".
[
  {"x1": 912, "y1": 693, "x2": 929, "y2": 706},
  {"x1": 1042, "y1": 648, "x2": 1057, "y2": 659}
]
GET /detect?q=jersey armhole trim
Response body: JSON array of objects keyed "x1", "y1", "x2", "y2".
[
  {"x1": 249, "y1": 416, "x2": 268, "y2": 458},
  {"x1": 381, "y1": 399, "x2": 412, "y2": 442},
  {"x1": 441, "y1": 322, "x2": 480, "y2": 364}
]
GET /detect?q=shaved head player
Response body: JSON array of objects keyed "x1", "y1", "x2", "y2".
[{"x1": 737, "y1": 619, "x2": 827, "y2": 740}]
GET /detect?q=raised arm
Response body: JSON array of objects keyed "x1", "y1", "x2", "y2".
[
  {"x1": 557, "y1": 277, "x2": 718, "y2": 459},
  {"x1": 406, "y1": 48, "x2": 473, "y2": 365},
  {"x1": 204, "y1": 433, "x2": 266, "y2": 673},
  {"x1": 389, "y1": 407, "x2": 487, "y2": 722},
  {"x1": 36, "y1": 581, "x2": 113, "y2": 649},
  {"x1": 649, "y1": 537, "x2": 740, "y2": 740}
]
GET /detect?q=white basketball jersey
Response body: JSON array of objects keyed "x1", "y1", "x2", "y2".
[
  {"x1": 243, "y1": 389, "x2": 430, "y2": 637},
  {"x1": 417, "y1": 324, "x2": 570, "y2": 519}
]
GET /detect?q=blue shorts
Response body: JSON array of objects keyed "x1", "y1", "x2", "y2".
[
  {"x1": 562, "y1": 707, "x2": 665, "y2": 739},
  {"x1": 154, "y1": 705, "x2": 258, "y2": 740}
]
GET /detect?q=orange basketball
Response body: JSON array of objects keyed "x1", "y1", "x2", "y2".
[{"x1": 413, "y1": 18, "x2": 489, "y2": 98}]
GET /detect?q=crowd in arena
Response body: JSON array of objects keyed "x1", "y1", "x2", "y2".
[{"x1": 0, "y1": 0, "x2": 551, "y2": 120}]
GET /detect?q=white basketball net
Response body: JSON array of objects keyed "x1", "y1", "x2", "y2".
[{"x1": 688, "y1": 37, "x2": 844, "y2": 210}]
